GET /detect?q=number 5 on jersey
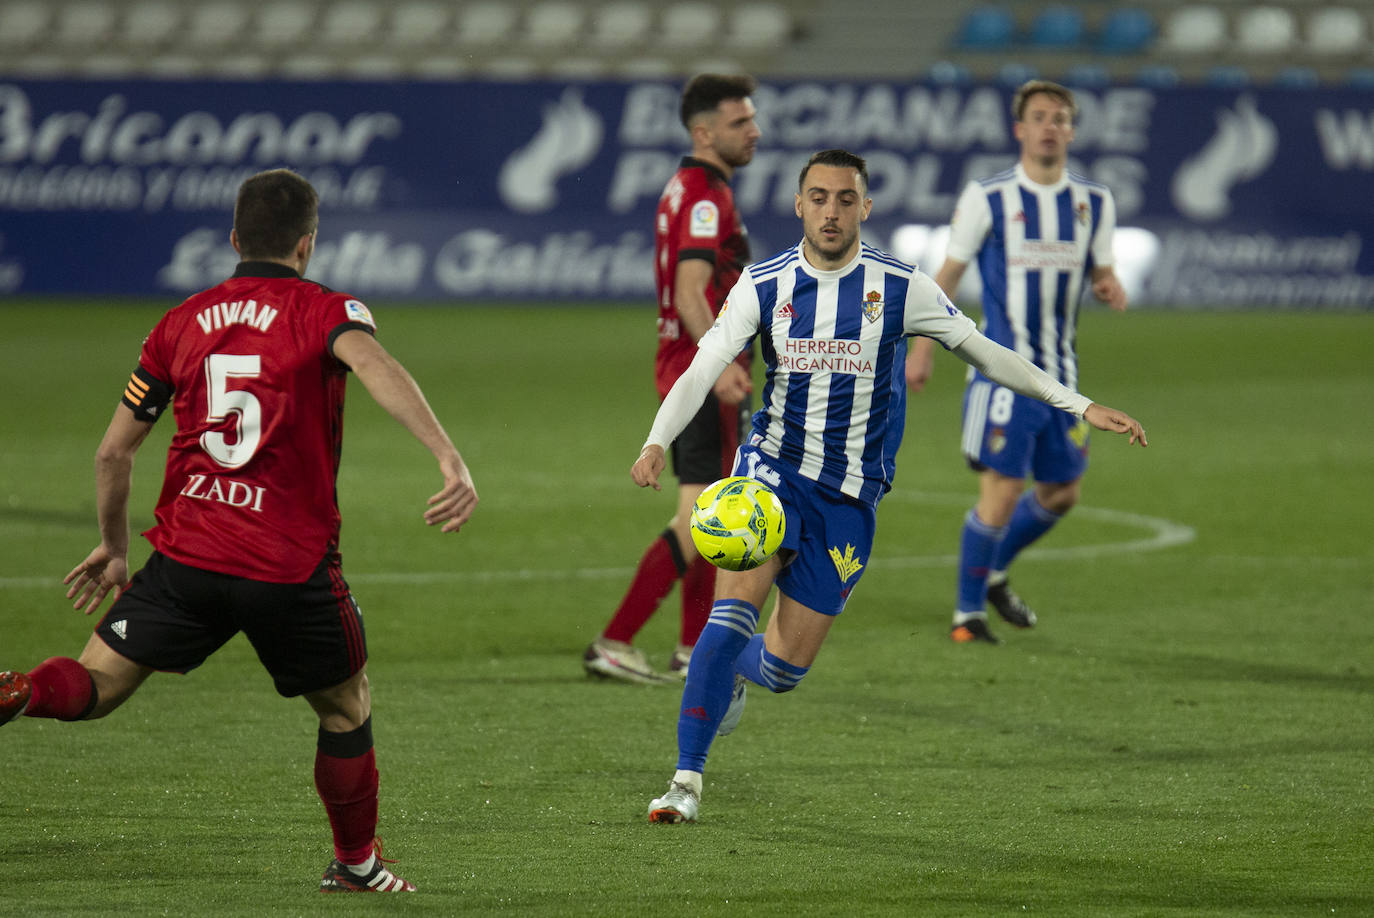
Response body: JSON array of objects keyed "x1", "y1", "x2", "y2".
[{"x1": 201, "y1": 353, "x2": 262, "y2": 469}]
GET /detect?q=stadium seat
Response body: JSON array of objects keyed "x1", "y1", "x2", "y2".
[
  {"x1": 1346, "y1": 67, "x2": 1374, "y2": 88},
  {"x1": 251, "y1": 1, "x2": 318, "y2": 51},
  {"x1": 215, "y1": 54, "x2": 275, "y2": 78},
  {"x1": 1161, "y1": 5, "x2": 1227, "y2": 54},
  {"x1": 0, "y1": 0, "x2": 51, "y2": 51},
  {"x1": 1204, "y1": 65, "x2": 1252, "y2": 87},
  {"x1": 1235, "y1": 6, "x2": 1296, "y2": 54},
  {"x1": 954, "y1": 5, "x2": 1015, "y2": 50},
  {"x1": 481, "y1": 55, "x2": 541, "y2": 78},
  {"x1": 996, "y1": 61, "x2": 1039, "y2": 86},
  {"x1": 320, "y1": 0, "x2": 385, "y2": 47},
  {"x1": 1062, "y1": 63, "x2": 1110, "y2": 88},
  {"x1": 1134, "y1": 63, "x2": 1180, "y2": 87},
  {"x1": 620, "y1": 56, "x2": 676, "y2": 78},
  {"x1": 1272, "y1": 66, "x2": 1319, "y2": 88},
  {"x1": 51, "y1": 1, "x2": 117, "y2": 48},
  {"x1": 1027, "y1": 5, "x2": 1084, "y2": 49},
  {"x1": 121, "y1": 0, "x2": 183, "y2": 49},
  {"x1": 144, "y1": 53, "x2": 204, "y2": 77},
  {"x1": 184, "y1": 2, "x2": 251, "y2": 50},
  {"x1": 1097, "y1": 7, "x2": 1156, "y2": 54},
  {"x1": 457, "y1": 2, "x2": 517, "y2": 46},
  {"x1": 1307, "y1": 7, "x2": 1367, "y2": 56},
  {"x1": 588, "y1": 2, "x2": 653, "y2": 47},
  {"x1": 343, "y1": 54, "x2": 406, "y2": 78},
  {"x1": 524, "y1": 1, "x2": 586, "y2": 46},
  {"x1": 413, "y1": 54, "x2": 471, "y2": 78},
  {"x1": 279, "y1": 54, "x2": 339, "y2": 78},
  {"x1": 548, "y1": 56, "x2": 610, "y2": 78},
  {"x1": 926, "y1": 60, "x2": 973, "y2": 86},
  {"x1": 725, "y1": 2, "x2": 793, "y2": 49},
  {"x1": 80, "y1": 50, "x2": 140, "y2": 76},
  {"x1": 659, "y1": 2, "x2": 723, "y2": 49},
  {"x1": 387, "y1": 1, "x2": 450, "y2": 47}
]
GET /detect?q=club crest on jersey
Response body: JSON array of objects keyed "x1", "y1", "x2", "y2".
[
  {"x1": 689, "y1": 200, "x2": 719, "y2": 238},
  {"x1": 988, "y1": 427, "x2": 1007, "y2": 455},
  {"x1": 775, "y1": 301, "x2": 795, "y2": 320},
  {"x1": 1076, "y1": 202, "x2": 1090, "y2": 225},
  {"x1": 1013, "y1": 210, "x2": 1026, "y2": 223},
  {"x1": 863, "y1": 290, "x2": 884, "y2": 323},
  {"x1": 345, "y1": 299, "x2": 376, "y2": 328},
  {"x1": 829, "y1": 544, "x2": 864, "y2": 583}
]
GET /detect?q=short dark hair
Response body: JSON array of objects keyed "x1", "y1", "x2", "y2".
[
  {"x1": 233, "y1": 169, "x2": 319, "y2": 260},
  {"x1": 680, "y1": 73, "x2": 757, "y2": 129},
  {"x1": 798, "y1": 149, "x2": 869, "y2": 194},
  {"x1": 1011, "y1": 79, "x2": 1076, "y2": 122}
]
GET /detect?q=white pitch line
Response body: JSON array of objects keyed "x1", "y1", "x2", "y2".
[{"x1": 0, "y1": 496, "x2": 1196, "y2": 590}]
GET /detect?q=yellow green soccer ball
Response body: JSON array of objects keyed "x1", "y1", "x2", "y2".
[{"x1": 689, "y1": 476, "x2": 786, "y2": 571}]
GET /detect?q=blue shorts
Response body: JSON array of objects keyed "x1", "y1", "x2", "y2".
[
  {"x1": 961, "y1": 373, "x2": 1090, "y2": 483},
  {"x1": 732, "y1": 444, "x2": 876, "y2": 616}
]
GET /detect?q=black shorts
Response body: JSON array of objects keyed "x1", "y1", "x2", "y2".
[
  {"x1": 671, "y1": 392, "x2": 750, "y2": 485},
  {"x1": 95, "y1": 551, "x2": 367, "y2": 698}
]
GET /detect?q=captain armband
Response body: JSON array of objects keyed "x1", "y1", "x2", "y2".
[{"x1": 120, "y1": 366, "x2": 173, "y2": 422}]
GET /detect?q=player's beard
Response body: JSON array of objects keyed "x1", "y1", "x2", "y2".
[
  {"x1": 720, "y1": 140, "x2": 757, "y2": 169},
  {"x1": 803, "y1": 221, "x2": 858, "y2": 267}
]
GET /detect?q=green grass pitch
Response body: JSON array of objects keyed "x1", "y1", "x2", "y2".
[{"x1": 1, "y1": 300, "x2": 1370, "y2": 916}]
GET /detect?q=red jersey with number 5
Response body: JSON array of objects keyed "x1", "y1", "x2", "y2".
[
  {"x1": 124, "y1": 262, "x2": 375, "y2": 583},
  {"x1": 654, "y1": 156, "x2": 750, "y2": 398}
]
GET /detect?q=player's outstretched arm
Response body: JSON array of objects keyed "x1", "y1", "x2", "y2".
[
  {"x1": 632, "y1": 444, "x2": 667, "y2": 491},
  {"x1": 952, "y1": 333, "x2": 1148, "y2": 449},
  {"x1": 333, "y1": 329, "x2": 478, "y2": 533},
  {"x1": 65, "y1": 404, "x2": 154, "y2": 614}
]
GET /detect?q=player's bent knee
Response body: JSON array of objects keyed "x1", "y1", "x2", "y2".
[{"x1": 759, "y1": 647, "x2": 809, "y2": 693}]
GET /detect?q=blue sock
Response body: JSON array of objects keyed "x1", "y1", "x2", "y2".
[
  {"x1": 675, "y1": 599, "x2": 759, "y2": 773},
  {"x1": 992, "y1": 492, "x2": 1062, "y2": 573},
  {"x1": 956, "y1": 509, "x2": 1008, "y2": 614},
  {"x1": 735, "y1": 635, "x2": 809, "y2": 693}
]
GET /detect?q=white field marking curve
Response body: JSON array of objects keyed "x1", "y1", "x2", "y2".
[{"x1": 0, "y1": 493, "x2": 1195, "y2": 590}]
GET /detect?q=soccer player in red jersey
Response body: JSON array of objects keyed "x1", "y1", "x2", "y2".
[
  {"x1": 583, "y1": 74, "x2": 761, "y2": 684},
  {"x1": 0, "y1": 169, "x2": 477, "y2": 893}
]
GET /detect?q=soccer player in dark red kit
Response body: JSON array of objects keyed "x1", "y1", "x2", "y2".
[
  {"x1": 583, "y1": 74, "x2": 760, "y2": 684},
  {"x1": 0, "y1": 169, "x2": 477, "y2": 893}
]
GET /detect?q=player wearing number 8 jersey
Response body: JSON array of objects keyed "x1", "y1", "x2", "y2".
[
  {"x1": 908, "y1": 80, "x2": 1131, "y2": 645},
  {"x1": 0, "y1": 169, "x2": 478, "y2": 893}
]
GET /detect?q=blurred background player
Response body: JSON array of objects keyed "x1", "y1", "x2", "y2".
[
  {"x1": 0, "y1": 169, "x2": 478, "y2": 892},
  {"x1": 583, "y1": 74, "x2": 760, "y2": 684},
  {"x1": 907, "y1": 80, "x2": 1129, "y2": 644},
  {"x1": 634, "y1": 149, "x2": 1147, "y2": 823}
]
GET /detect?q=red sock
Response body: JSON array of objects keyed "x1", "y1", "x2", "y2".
[
  {"x1": 602, "y1": 531, "x2": 687, "y2": 644},
  {"x1": 315, "y1": 719, "x2": 380, "y2": 864},
  {"x1": 26, "y1": 657, "x2": 96, "y2": 721},
  {"x1": 679, "y1": 555, "x2": 716, "y2": 647}
]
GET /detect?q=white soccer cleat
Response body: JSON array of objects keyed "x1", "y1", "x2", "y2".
[
  {"x1": 582, "y1": 638, "x2": 672, "y2": 685},
  {"x1": 648, "y1": 781, "x2": 700, "y2": 824},
  {"x1": 716, "y1": 674, "x2": 747, "y2": 736}
]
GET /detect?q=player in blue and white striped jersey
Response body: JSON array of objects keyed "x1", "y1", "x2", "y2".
[
  {"x1": 912, "y1": 80, "x2": 1131, "y2": 645},
  {"x1": 631, "y1": 149, "x2": 1147, "y2": 823}
]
